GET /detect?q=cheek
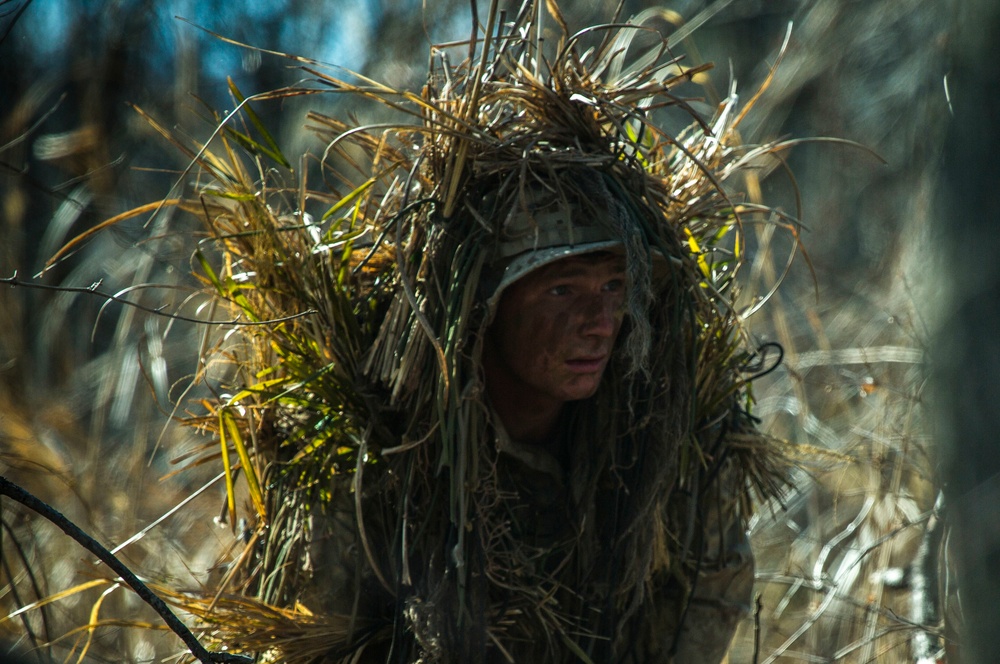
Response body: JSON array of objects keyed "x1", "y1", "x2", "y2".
[
  {"x1": 524, "y1": 310, "x2": 572, "y2": 358},
  {"x1": 502, "y1": 309, "x2": 569, "y2": 374}
]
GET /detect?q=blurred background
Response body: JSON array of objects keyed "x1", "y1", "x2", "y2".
[{"x1": 1, "y1": 0, "x2": 990, "y2": 661}]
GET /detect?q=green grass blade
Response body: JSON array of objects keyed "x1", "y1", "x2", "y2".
[
  {"x1": 320, "y1": 178, "x2": 376, "y2": 222},
  {"x1": 218, "y1": 410, "x2": 238, "y2": 533},
  {"x1": 227, "y1": 77, "x2": 291, "y2": 168},
  {"x1": 222, "y1": 408, "x2": 266, "y2": 520}
]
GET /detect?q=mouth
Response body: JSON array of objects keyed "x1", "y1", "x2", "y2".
[{"x1": 565, "y1": 355, "x2": 608, "y2": 373}]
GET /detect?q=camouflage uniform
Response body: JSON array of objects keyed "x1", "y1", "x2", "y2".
[
  {"x1": 303, "y1": 397, "x2": 754, "y2": 663},
  {"x1": 189, "y1": 5, "x2": 789, "y2": 662}
]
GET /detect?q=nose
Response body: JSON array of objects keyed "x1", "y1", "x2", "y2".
[{"x1": 579, "y1": 293, "x2": 621, "y2": 338}]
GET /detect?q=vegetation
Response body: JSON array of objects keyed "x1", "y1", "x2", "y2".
[{"x1": 0, "y1": 0, "x2": 950, "y2": 662}]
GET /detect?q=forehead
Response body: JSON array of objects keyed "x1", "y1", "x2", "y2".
[{"x1": 523, "y1": 251, "x2": 626, "y2": 281}]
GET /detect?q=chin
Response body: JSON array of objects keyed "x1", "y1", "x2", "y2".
[{"x1": 559, "y1": 378, "x2": 603, "y2": 402}]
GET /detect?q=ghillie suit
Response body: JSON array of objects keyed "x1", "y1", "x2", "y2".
[{"x1": 160, "y1": 1, "x2": 792, "y2": 662}]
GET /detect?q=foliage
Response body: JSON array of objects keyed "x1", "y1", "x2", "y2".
[
  {"x1": 0, "y1": 0, "x2": 950, "y2": 662},
  {"x1": 88, "y1": 2, "x2": 813, "y2": 661}
]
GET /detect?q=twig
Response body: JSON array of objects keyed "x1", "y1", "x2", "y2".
[
  {"x1": 762, "y1": 495, "x2": 876, "y2": 664},
  {"x1": 752, "y1": 593, "x2": 763, "y2": 664},
  {"x1": 0, "y1": 476, "x2": 252, "y2": 664},
  {"x1": 1, "y1": 272, "x2": 316, "y2": 326},
  {"x1": 911, "y1": 491, "x2": 945, "y2": 664}
]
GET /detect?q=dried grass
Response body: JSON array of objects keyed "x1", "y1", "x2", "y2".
[{"x1": 0, "y1": 1, "x2": 949, "y2": 663}]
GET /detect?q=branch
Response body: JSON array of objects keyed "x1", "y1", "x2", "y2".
[
  {"x1": 1, "y1": 272, "x2": 317, "y2": 326},
  {"x1": 911, "y1": 491, "x2": 946, "y2": 664},
  {"x1": 0, "y1": 476, "x2": 252, "y2": 664}
]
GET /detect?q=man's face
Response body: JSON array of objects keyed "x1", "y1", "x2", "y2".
[{"x1": 484, "y1": 252, "x2": 627, "y2": 408}]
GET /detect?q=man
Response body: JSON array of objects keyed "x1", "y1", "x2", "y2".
[
  {"x1": 206, "y1": 5, "x2": 786, "y2": 663},
  {"x1": 484, "y1": 252, "x2": 626, "y2": 429},
  {"x1": 474, "y1": 184, "x2": 756, "y2": 662},
  {"x1": 483, "y1": 215, "x2": 628, "y2": 444},
  {"x1": 296, "y1": 178, "x2": 757, "y2": 663}
]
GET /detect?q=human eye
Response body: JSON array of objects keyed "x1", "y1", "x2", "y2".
[
  {"x1": 548, "y1": 283, "x2": 571, "y2": 296},
  {"x1": 603, "y1": 278, "x2": 625, "y2": 293}
]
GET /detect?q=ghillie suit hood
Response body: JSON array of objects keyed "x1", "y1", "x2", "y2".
[{"x1": 153, "y1": 1, "x2": 794, "y2": 661}]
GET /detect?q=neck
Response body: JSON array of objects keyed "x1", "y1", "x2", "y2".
[{"x1": 489, "y1": 386, "x2": 563, "y2": 446}]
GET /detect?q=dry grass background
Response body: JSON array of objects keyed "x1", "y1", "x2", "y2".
[
  {"x1": 729, "y1": 246, "x2": 944, "y2": 662},
  {"x1": 0, "y1": 0, "x2": 957, "y2": 661}
]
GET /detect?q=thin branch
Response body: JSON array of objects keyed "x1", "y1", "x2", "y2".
[
  {"x1": 0, "y1": 0, "x2": 33, "y2": 47},
  {"x1": 0, "y1": 476, "x2": 252, "y2": 664},
  {"x1": 911, "y1": 491, "x2": 946, "y2": 663},
  {"x1": 0, "y1": 92, "x2": 65, "y2": 154},
  {"x1": 1, "y1": 272, "x2": 317, "y2": 326},
  {"x1": 752, "y1": 593, "x2": 762, "y2": 664}
]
